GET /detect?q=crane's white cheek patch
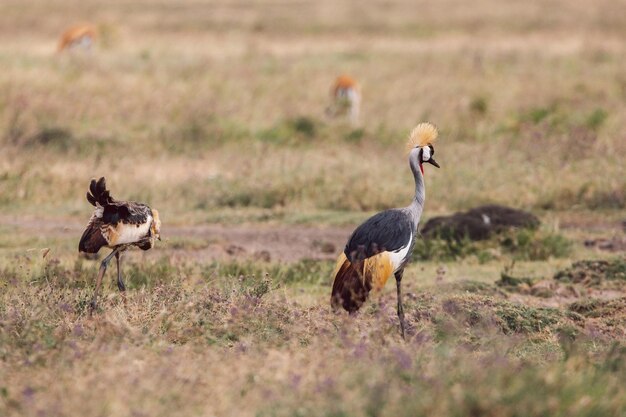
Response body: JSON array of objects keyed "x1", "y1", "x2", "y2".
[{"x1": 421, "y1": 146, "x2": 431, "y2": 161}]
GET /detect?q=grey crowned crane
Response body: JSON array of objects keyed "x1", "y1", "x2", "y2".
[
  {"x1": 79, "y1": 177, "x2": 161, "y2": 314},
  {"x1": 330, "y1": 122, "x2": 440, "y2": 338}
]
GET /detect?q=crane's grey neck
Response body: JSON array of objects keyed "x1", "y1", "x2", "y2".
[{"x1": 406, "y1": 152, "x2": 425, "y2": 224}]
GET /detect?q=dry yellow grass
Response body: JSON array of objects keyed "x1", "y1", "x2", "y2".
[{"x1": 1, "y1": 254, "x2": 626, "y2": 417}]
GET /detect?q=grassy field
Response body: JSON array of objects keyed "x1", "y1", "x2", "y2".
[{"x1": 1, "y1": 0, "x2": 625, "y2": 416}]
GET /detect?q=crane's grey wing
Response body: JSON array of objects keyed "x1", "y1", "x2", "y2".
[{"x1": 344, "y1": 209, "x2": 414, "y2": 260}]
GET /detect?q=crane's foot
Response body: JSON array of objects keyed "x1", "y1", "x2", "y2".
[
  {"x1": 89, "y1": 300, "x2": 98, "y2": 316},
  {"x1": 118, "y1": 289, "x2": 128, "y2": 306}
]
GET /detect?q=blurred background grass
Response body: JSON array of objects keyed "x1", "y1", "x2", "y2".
[{"x1": 1, "y1": 0, "x2": 624, "y2": 223}]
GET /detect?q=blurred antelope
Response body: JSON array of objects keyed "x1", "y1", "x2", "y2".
[
  {"x1": 326, "y1": 75, "x2": 361, "y2": 125},
  {"x1": 58, "y1": 24, "x2": 97, "y2": 53},
  {"x1": 79, "y1": 177, "x2": 161, "y2": 314}
]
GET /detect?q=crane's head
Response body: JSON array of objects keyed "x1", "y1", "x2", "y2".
[
  {"x1": 406, "y1": 122, "x2": 440, "y2": 174},
  {"x1": 151, "y1": 209, "x2": 162, "y2": 241}
]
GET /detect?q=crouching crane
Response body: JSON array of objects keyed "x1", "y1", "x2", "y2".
[
  {"x1": 79, "y1": 177, "x2": 161, "y2": 314},
  {"x1": 330, "y1": 123, "x2": 440, "y2": 338}
]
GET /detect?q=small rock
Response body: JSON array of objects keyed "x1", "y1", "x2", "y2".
[
  {"x1": 517, "y1": 283, "x2": 532, "y2": 295},
  {"x1": 530, "y1": 280, "x2": 555, "y2": 298},
  {"x1": 583, "y1": 237, "x2": 626, "y2": 252},
  {"x1": 253, "y1": 250, "x2": 271, "y2": 262},
  {"x1": 226, "y1": 245, "x2": 246, "y2": 256},
  {"x1": 312, "y1": 240, "x2": 336, "y2": 254}
]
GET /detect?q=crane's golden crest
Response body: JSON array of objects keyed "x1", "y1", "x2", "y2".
[{"x1": 405, "y1": 122, "x2": 438, "y2": 154}]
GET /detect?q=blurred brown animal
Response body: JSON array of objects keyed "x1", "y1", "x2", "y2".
[
  {"x1": 58, "y1": 24, "x2": 97, "y2": 53},
  {"x1": 326, "y1": 75, "x2": 361, "y2": 125}
]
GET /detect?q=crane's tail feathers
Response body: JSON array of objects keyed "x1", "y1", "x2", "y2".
[
  {"x1": 331, "y1": 254, "x2": 369, "y2": 313},
  {"x1": 330, "y1": 252, "x2": 394, "y2": 313},
  {"x1": 86, "y1": 177, "x2": 114, "y2": 207}
]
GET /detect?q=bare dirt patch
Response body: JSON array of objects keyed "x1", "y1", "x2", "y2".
[
  {"x1": 164, "y1": 223, "x2": 351, "y2": 262},
  {"x1": 0, "y1": 214, "x2": 352, "y2": 263}
]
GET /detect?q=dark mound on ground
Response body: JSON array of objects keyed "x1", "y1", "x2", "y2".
[
  {"x1": 554, "y1": 259, "x2": 626, "y2": 286},
  {"x1": 25, "y1": 127, "x2": 74, "y2": 149},
  {"x1": 421, "y1": 205, "x2": 540, "y2": 241},
  {"x1": 584, "y1": 237, "x2": 626, "y2": 252}
]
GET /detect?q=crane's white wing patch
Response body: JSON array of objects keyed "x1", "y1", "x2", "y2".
[
  {"x1": 113, "y1": 216, "x2": 152, "y2": 245},
  {"x1": 388, "y1": 231, "x2": 413, "y2": 272}
]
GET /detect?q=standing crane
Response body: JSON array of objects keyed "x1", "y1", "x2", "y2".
[
  {"x1": 326, "y1": 75, "x2": 361, "y2": 125},
  {"x1": 58, "y1": 24, "x2": 97, "y2": 53},
  {"x1": 330, "y1": 123, "x2": 440, "y2": 338},
  {"x1": 79, "y1": 177, "x2": 161, "y2": 314}
]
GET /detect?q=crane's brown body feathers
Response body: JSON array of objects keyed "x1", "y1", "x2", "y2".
[
  {"x1": 331, "y1": 209, "x2": 414, "y2": 312},
  {"x1": 331, "y1": 251, "x2": 395, "y2": 312}
]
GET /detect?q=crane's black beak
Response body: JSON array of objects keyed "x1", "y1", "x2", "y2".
[{"x1": 427, "y1": 157, "x2": 440, "y2": 168}]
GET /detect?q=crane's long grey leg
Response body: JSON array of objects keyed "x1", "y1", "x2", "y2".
[
  {"x1": 115, "y1": 250, "x2": 128, "y2": 306},
  {"x1": 115, "y1": 251, "x2": 126, "y2": 292},
  {"x1": 89, "y1": 248, "x2": 119, "y2": 316},
  {"x1": 395, "y1": 269, "x2": 407, "y2": 340}
]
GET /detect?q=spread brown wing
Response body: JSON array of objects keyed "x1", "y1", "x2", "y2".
[{"x1": 78, "y1": 217, "x2": 107, "y2": 253}]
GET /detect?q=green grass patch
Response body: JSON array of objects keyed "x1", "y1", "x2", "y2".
[
  {"x1": 204, "y1": 259, "x2": 334, "y2": 286},
  {"x1": 555, "y1": 259, "x2": 626, "y2": 286},
  {"x1": 414, "y1": 229, "x2": 571, "y2": 262}
]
